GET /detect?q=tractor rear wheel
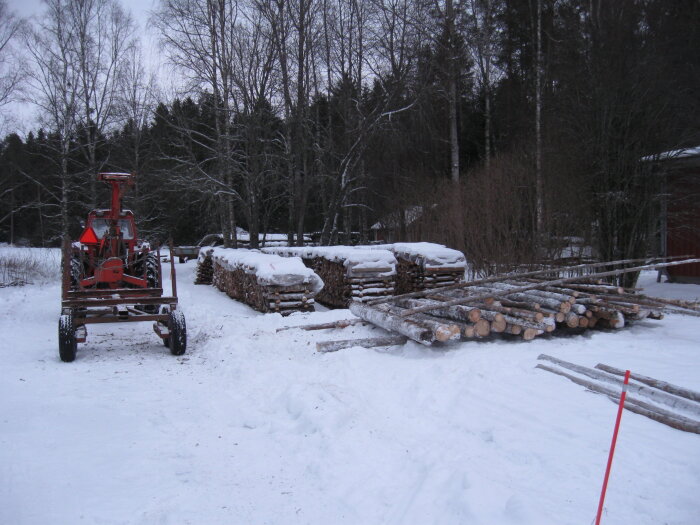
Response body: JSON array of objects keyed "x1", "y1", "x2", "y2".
[
  {"x1": 58, "y1": 313, "x2": 77, "y2": 362},
  {"x1": 70, "y1": 255, "x2": 84, "y2": 288},
  {"x1": 145, "y1": 252, "x2": 160, "y2": 288},
  {"x1": 167, "y1": 309, "x2": 187, "y2": 356}
]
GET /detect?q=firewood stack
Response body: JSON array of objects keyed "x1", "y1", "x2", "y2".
[
  {"x1": 194, "y1": 247, "x2": 215, "y2": 285},
  {"x1": 263, "y1": 246, "x2": 397, "y2": 308},
  {"x1": 209, "y1": 248, "x2": 323, "y2": 315},
  {"x1": 348, "y1": 258, "x2": 700, "y2": 346},
  {"x1": 384, "y1": 243, "x2": 466, "y2": 294}
]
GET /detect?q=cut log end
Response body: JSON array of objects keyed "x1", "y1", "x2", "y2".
[
  {"x1": 490, "y1": 318, "x2": 507, "y2": 333},
  {"x1": 469, "y1": 308, "x2": 482, "y2": 323},
  {"x1": 475, "y1": 319, "x2": 491, "y2": 337},
  {"x1": 506, "y1": 324, "x2": 522, "y2": 335},
  {"x1": 522, "y1": 328, "x2": 538, "y2": 341}
]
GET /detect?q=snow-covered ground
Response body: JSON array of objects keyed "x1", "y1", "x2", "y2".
[{"x1": 1, "y1": 250, "x2": 699, "y2": 525}]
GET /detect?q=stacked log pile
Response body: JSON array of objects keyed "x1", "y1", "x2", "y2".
[
  {"x1": 387, "y1": 243, "x2": 466, "y2": 294},
  {"x1": 263, "y1": 246, "x2": 397, "y2": 308},
  {"x1": 361, "y1": 243, "x2": 466, "y2": 294},
  {"x1": 194, "y1": 247, "x2": 215, "y2": 284},
  {"x1": 210, "y1": 248, "x2": 323, "y2": 315},
  {"x1": 346, "y1": 257, "x2": 700, "y2": 346}
]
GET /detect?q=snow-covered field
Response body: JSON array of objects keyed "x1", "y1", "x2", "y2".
[{"x1": 1, "y1": 249, "x2": 699, "y2": 525}]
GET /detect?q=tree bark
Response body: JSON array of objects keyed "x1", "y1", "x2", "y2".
[
  {"x1": 536, "y1": 363, "x2": 700, "y2": 434},
  {"x1": 349, "y1": 301, "x2": 435, "y2": 344},
  {"x1": 317, "y1": 335, "x2": 408, "y2": 353},
  {"x1": 595, "y1": 364, "x2": 700, "y2": 404}
]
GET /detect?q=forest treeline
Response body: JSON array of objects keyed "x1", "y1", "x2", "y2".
[{"x1": 0, "y1": 0, "x2": 698, "y2": 272}]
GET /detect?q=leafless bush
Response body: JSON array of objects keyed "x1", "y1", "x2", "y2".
[
  {"x1": 407, "y1": 150, "x2": 538, "y2": 276},
  {"x1": 0, "y1": 247, "x2": 61, "y2": 286}
]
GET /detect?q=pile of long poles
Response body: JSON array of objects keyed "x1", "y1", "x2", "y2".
[
  {"x1": 347, "y1": 257, "x2": 700, "y2": 346},
  {"x1": 536, "y1": 354, "x2": 700, "y2": 434}
]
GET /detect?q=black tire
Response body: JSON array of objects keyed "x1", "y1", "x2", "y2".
[
  {"x1": 145, "y1": 252, "x2": 160, "y2": 288},
  {"x1": 58, "y1": 313, "x2": 77, "y2": 362},
  {"x1": 70, "y1": 255, "x2": 84, "y2": 288},
  {"x1": 179, "y1": 256, "x2": 185, "y2": 264},
  {"x1": 167, "y1": 309, "x2": 187, "y2": 356},
  {"x1": 137, "y1": 252, "x2": 161, "y2": 313}
]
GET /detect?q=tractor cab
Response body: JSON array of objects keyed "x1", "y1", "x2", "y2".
[
  {"x1": 80, "y1": 209, "x2": 138, "y2": 252},
  {"x1": 78, "y1": 173, "x2": 139, "y2": 254},
  {"x1": 72, "y1": 174, "x2": 150, "y2": 289}
]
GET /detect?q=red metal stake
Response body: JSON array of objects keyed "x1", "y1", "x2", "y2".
[{"x1": 595, "y1": 369, "x2": 631, "y2": 525}]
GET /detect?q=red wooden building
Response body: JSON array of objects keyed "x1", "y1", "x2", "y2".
[{"x1": 655, "y1": 147, "x2": 700, "y2": 283}]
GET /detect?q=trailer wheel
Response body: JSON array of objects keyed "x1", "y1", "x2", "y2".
[
  {"x1": 168, "y1": 309, "x2": 187, "y2": 356},
  {"x1": 58, "y1": 314, "x2": 77, "y2": 362}
]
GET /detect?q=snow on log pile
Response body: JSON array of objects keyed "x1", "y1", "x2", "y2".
[
  {"x1": 194, "y1": 247, "x2": 214, "y2": 284},
  {"x1": 370, "y1": 243, "x2": 466, "y2": 294},
  {"x1": 210, "y1": 248, "x2": 323, "y2": 315},
  {"x1": 263, "y1": 246, "x2": 396, "y2": 307},
  {"x1": 347, "y1": 258, "x2": 700, "y2": 346}
]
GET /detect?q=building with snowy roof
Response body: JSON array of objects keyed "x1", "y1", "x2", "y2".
[{"x1": 647, "y1": 146, "x2": 700, "y2": 283}]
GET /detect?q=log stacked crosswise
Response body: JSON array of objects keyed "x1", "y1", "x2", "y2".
[
  {"x1": 385, "y1": 243, "x2": 467, "y2": 294},
  {"x1": 263, "y1": 246, "x2": 397, "y2": 308}
]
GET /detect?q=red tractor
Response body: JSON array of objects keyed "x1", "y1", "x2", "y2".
[{"x1": 59, "y1": 172, "x2": 186, "y2": 362}]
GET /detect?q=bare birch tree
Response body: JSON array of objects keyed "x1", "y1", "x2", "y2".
[
  {"x1": 465, "y1": 0, "x2": 501, "y2": 169},
  {"x1": 0, "y1": 0, "x2": 24, "y2": 112},
  {"x1": 154, "y1": 0, "x2": 241, "y2": 246},
  {"x1": 118, "y1": 44, "x2": 159, "y2": 175},
  {"x1": 24, "y1": 0, "x2": 81, "y2": 239},
  {"x1": 70, "y1": 0, "x2": 136, "y2": 207},
  {"x1": 314, "y1": 0, "x2": 426, "y2": 244},
  {"x1": 255, "y1": 0, "x2": 318, "y2": 245},
  {"x1": 534, "y1": 0, "x2": 544, "y2": 237}
]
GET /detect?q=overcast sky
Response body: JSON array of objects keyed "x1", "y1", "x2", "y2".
[
  {"x1": 9, "y1": 0, "x2": 156, "y2": 26},
  {"x1": 5, "y1": 0, "x2": 164, "y2": 135}
]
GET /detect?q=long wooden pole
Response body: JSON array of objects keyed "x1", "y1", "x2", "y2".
[
  {"x1": 595, "y1": 364, "x2": 700, "y2": 403},
  {"x1": 317, "y1": 335, "x2": 408, "y2": 353},
  {"x1": 536, "y1": 364, "x2": 700, "y2": 433},
  {"x1": 398, "y1": 258, "x2": 700, "y2": 317},
  {"x1": 367, "y1": 256, "x2": 689, "y2": 306}
]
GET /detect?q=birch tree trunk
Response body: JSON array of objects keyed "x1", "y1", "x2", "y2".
[
  {"x1": 446, "y1": 0, "x2": 460, "y2": 183},
  {"x1": 534, "y1": 0, "x2": 544, "y2": 237}
]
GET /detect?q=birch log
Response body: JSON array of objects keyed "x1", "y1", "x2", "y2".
[
  {"x1": 317, "y1": 335, "x2": 408, "y2": 352},
  {"x1": 536, "y1": 364, "x2": 700, "y2": 434},
  {"x1": 349, "y1": 302, "x2": 435, "y2": 344},
  {"x1": 395, "y1": 298, "x2": 481, "y2": 323},
  {"x1": 595, "y1": 364, "x2": 700, "y2": 404},
  {"x1": 539, "y1": 354, "x2": 700, "y2": 416}
]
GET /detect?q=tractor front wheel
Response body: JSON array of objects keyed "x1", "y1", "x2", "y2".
[
  {"x1": 58, "y1": 313, "x2": 77, "y2": 362},
  {"x1": 167, "y1": 309, "x2": 187, "y2": 356}
]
